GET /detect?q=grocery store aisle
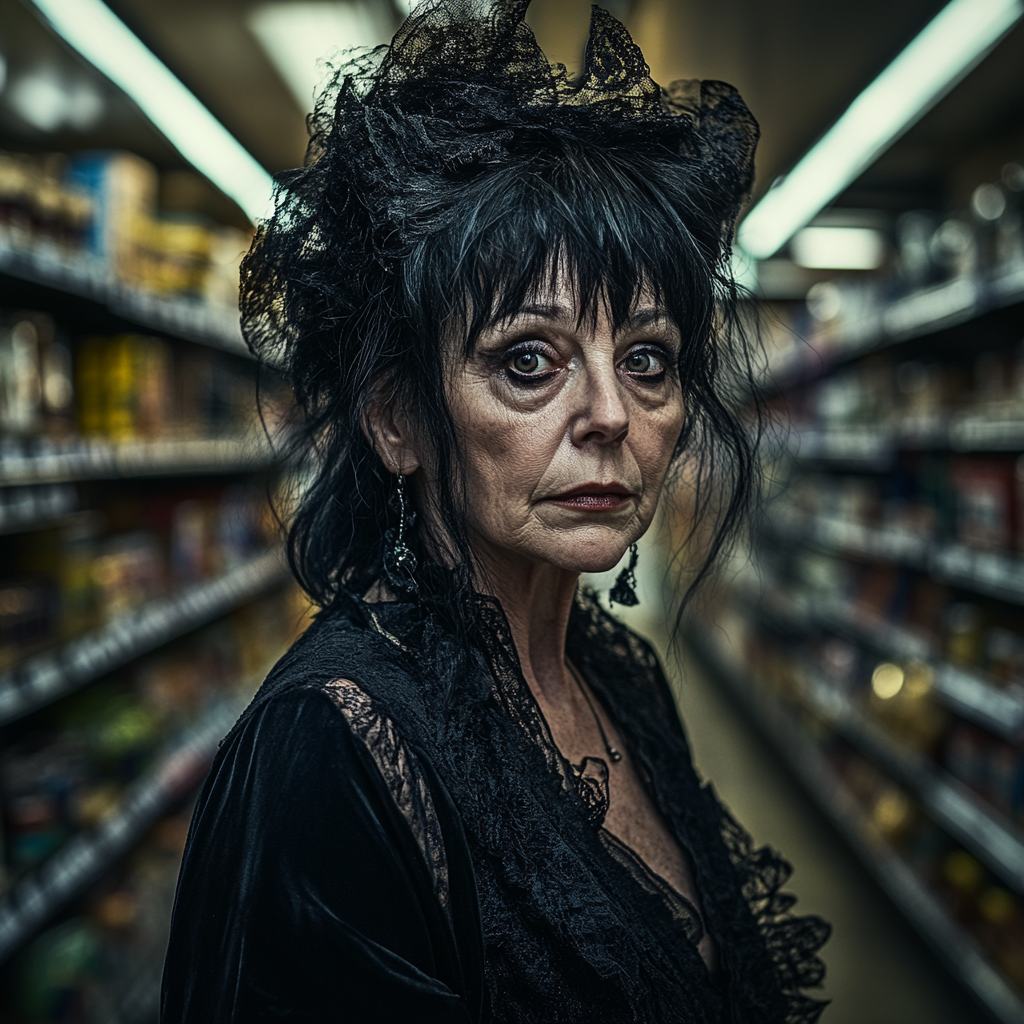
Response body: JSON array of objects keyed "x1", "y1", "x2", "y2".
[
  {"x1": 668, "y1": 642, "x2": 984, "y2": 1023},
  {"x1": 668, "y1": 639, "x2": 982, "y2": 1022},
  {"x1": 602, "y1": 546, "x2": 981, "y2": 1024}
]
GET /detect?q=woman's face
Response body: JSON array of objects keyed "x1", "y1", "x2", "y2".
[{"x1": 445, "y1": 278, "x2": 685, "y2": 577}]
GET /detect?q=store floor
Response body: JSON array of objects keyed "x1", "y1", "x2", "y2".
[
  {"x1": 604, "y1": 569, "x2": 985, "y2": 1024},
  {"x1": 666, "y1": 641, "x2": 986, "y2": 1023}
]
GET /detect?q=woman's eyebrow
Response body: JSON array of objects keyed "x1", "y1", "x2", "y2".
[
  {"x1": 492, "y1": 302, "x2": 572, "y2": 327},
  {"x1": 616, "y1": 307, "x2": 675, "y2": 334},
  {"x1": 484, "y1": 304, "x2": 675, "y2": 334}
]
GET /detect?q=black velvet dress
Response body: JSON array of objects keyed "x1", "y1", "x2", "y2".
[{"x1": 161, "y1": 590, "x2": 828, "y2": 1023}]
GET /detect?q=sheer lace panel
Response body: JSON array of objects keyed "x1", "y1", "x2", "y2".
[
  {"x1": 720, "y1": 812, "x2": 830, "y2": 1024},
  {"x1": 570, "y1": 753, "x2": 708, "y2": 952},
  {"x1": 569, "y1": 756, "x2": 610, "y2": 829},
  {"x1": 325, "y1": 678, "x2": 450, "y2": 912},
  {"x1": 599, "y1": 829, "x2": 706, "y2": 948}
]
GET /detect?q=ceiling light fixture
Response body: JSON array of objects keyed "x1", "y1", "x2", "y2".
[
  {"x1": 28, "y1": 0, "x2": 273, "y2": 223},
  {"x1": 248, "y1": 2, "x2": 393, "y2": 112},
  {"x1": 738, "y1": 0, "x2": 1024, "y2": 261},
  {"x1": 792, "y1": 226, "x2": 887, "y2": 270},
  {"x1": 8, "y1": 66, "x2": 105, "y2": 134}
]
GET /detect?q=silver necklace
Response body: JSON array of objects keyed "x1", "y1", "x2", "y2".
[{"x1": 565, "y1": 661, "x2": 623, "y2": 763}]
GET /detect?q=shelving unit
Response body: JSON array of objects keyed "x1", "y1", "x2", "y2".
[
  {"x1": 791, "y1": 655, "x2": 1024, "y2": 888},
  {"x1": 747, "y1": 569, "x2": 1024, "y2": 734},
  {"x1": 0, "y1": 546, "x2": 288, "y2": 727},
  {"x1": 0, "y1": 145, "x2": 299, "y2": 1019},
  {"x1": 0, "y1": 248, "x2": 250, "y2": 359},
  {"x1": 768, "y1": 508, "x2": 1024, "y2": 612},
  {"x1": 790, "y1": 415, "x2": 1024, "y2": 468},
  {"x1": 687, "y1": 23, "x2": 1024, "y2": 1019},
  {"x1": 687, "y1": 628, "x2": 1024, "y2": 1024},
  {"x1": 0, "y1": 485, "x2": 78, "y2": 535},
  {"x1": 767, "y1": 265, "x2": 1024, "y2": 391},
  {"x1": 0, "y1": 436, "x2": 280, "y2": 486},
  {"x1": 0, "y1": 692, "x2": 248, "y2": 965}
]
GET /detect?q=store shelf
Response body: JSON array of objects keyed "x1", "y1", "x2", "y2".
[
  {"x1": 768, "y1": 511, "x2": 1024, "y2": 609},
  {"x1": 777, "y1": 512, "x2": 928, "y2": 568},
  {"x1": 0, "y1": 484, "x2": 78, "y2": 535},
  {"x1": 0, "y1": 436, "x2": 281, "y2": 486},
  {"x1": 822, "y1": 602, "x2": 1024, "y2": 740},
  {"x1": 930, "y1": 545, "x2": 1024, "y2": 605},
  {"x1": 686, "y1": 627, "x2": 1024, "y2": 1024},
  {"x1": 795, "y1": 667, "x2": 1024, "y2": 893},
  {"x1": 768, "y1": 263, "x2": 1024, "y2": 389},
  {"x1": 788, "y1": 427, "x2": 896, "y2": 469},
  {"x1": 0, "y1": 694, "x2": 247, "y2": 965},
  {"x1": 0, "y1": 245, "x2": 249, "y2": 359},
  {"x1": 787, "y1": 411, "x2": 1024, "y2": 469},
  {"x1": 750, "y1": 572, "x2": 1024, "y2": 740},
  {"x1": 0, "y1": 547, "x2": 288, "y2": 727},
  {"x1": 736, "y1": 580, "x2": 1024, "y2": 888},
  {"x1": 741, "y1": 581, "x2": 1024, "y2": 892}
]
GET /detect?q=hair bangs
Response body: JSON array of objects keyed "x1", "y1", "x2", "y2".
[{"x1": 418, "y1": 148, "x2": 717, "y2": 358}]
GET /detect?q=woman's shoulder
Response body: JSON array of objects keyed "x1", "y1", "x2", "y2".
[
  {"x1": 204, "y1": 606, "x2": 428, "y2": 801},
  {"x1": 193, "y1": 609, "x2": 437, "y2": 849},
  {"x1": 244, "y1": 604, "x2": 421, "y2": 717},
  {"x1": 203, "y1": 610, "x2": 455, "y2": 911}
]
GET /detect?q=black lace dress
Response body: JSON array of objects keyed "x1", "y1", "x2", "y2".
[{"x1": 161, "y1": 591, "x2": 828, "y2": 1023}]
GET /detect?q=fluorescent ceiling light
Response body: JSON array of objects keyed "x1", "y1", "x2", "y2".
[
  {"x1": 248, "y1": 2, "x2": 394, "y2": 111},
  {"x1": 738, "y1": 0, "x2": 1024, "y2": 260},
  {"x1": 29, "y1": 0, "x2": 273, "y2": 223},
  {"x1": 792, "y1": 227, "x2": 886, "y2": 270}
]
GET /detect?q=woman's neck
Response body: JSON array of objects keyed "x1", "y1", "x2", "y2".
[{"x1": 476, "y1": 549, "x2": 580, "y2": 705}]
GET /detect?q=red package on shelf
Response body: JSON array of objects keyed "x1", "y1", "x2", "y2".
[{"x1": 950, "y1": 457, "x2": 1017, "y2": 552}]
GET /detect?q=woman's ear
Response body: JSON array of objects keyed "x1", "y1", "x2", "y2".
[{"x1": 362, "y1": 394, "x2": 421, "y2": 477}]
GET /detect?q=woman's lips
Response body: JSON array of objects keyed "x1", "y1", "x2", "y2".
[{"x1": 546, "y1": 485, "x2": 635, "y2": 512}]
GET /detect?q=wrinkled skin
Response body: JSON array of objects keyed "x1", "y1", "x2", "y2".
[
  {"x1": 451, "y1": 285, "x2": 684, "y2": 578},
  {"x1": 372, "y1": 277, "x2": 685, "y2": 579}
]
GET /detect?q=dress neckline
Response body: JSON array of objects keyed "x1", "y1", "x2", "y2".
[{"x1": 509, "y1": 649, "x2": 712, "y2": 967}]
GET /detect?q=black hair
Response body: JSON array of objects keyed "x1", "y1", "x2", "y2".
[{"x1": 242, "y1": 0, "x2": 765, "y2": 624}]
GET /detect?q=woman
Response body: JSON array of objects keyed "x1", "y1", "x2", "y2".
[{"x1": 162, "y1": 2, "x2": 829, "y2": 1021}]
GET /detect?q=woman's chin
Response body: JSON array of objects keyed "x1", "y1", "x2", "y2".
[
  {"x1": 535, "y1": 523, "x2": 645, "y2": 575},
  {"x1": 581, "y1": 553, "x2": 630, "y2": 575},
  {"x1": 545, "y1": 539, "x2": 634, "y2": 576}
]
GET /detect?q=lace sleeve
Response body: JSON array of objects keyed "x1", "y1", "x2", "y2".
[
  {"x1": 720, "y1": 809, "x2": 831, "y2": 1024},
  {"x1": 324, "y1": 677, "x2": 450, "y2": 914}
]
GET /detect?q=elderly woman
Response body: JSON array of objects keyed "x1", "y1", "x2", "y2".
[{"x1": 161, "y1": 2, "x2": 828, "y2": 1022}]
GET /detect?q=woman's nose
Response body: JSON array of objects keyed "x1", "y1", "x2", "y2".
[{"x1": 571, "y1": 365, "x2": 629, "y2": 446}]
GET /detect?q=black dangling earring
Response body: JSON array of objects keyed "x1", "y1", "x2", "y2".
[
  {"x1": 609, "y1": 543, "x2": 640, "y2": 607},
  {"x1": 384, "y1": 473, "x2": 418, "y2": 591}
]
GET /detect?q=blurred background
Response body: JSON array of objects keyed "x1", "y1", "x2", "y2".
[{"x1": 0, "y1": 0, "x2": 1023, "y2": 1021}]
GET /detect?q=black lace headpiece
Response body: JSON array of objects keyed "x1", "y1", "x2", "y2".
[{"x1": 242, "y1": 0, "x2": 758, "y2": 377}]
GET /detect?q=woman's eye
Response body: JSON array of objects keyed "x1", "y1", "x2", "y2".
[
  {"x1": 508, "y1": 350, "x2": 552, "y2": 375},
  {"x1": 623, "y1": 349, "x2": 665, "y2": 375}
]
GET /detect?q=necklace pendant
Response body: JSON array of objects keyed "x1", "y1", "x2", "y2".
[{"x1": 607, "y1": 746, "x2": 623, "y2": 763}]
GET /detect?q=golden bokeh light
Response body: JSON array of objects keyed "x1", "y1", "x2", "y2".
[{"x1": 871, "y1": 662, "x2": 905, "y2": 700}]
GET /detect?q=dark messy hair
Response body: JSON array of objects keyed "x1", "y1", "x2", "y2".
[{"x1": 242, "y1": 0, "x2": 765, "y2": 622}]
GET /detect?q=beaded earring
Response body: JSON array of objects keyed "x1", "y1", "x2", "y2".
[
  {"x1": 384, "y1": 473, "x2": 418, "y2": 590},
  {"x1": 609, "y1": 543, "x2": 640, "y2": 607}
]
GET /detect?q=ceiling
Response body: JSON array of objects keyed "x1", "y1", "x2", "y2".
[{"x1": 3, "y1": 0, "x2": 1024, "y2": 230}]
